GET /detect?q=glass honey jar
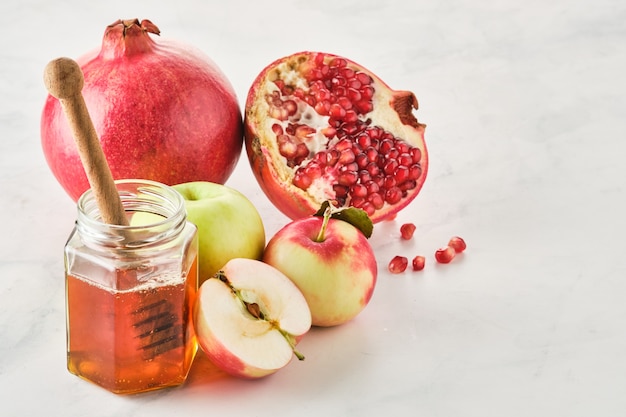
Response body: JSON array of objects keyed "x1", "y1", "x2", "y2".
[{"x1": 64, "y1": 179, "x2": 198, "y2": 394}]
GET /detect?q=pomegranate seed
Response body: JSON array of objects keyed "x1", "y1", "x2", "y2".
[
  {"x1": 350, "y1": 196, "x2": 366, "y2": 208},
  {"x1": 365, "y1": 147, "x2": 378, "y2": 162},
  {"x1": 330, "y1": 57, "x2": 347, "y2": 68},
  {"x1": 358, "y1": 170, "x2": 372, "y2": 183},
  {"x1": 333, "y1": 184, "x2": 349, "y2": 198},
  {"x1": 388, "y1": 256, "x2": 408, "y2": 274},
  {"x1": 344, "y1": 110, "x2": 358, "y2": 123},
  {"x1": 335, "y1": 137, "x2": 352, "y2": 151},
  {"x1": 315, "y1": 101, "x2": 330, "y2": 116},
  {"x1": 395, "y1": 141, "x2": 409, "y2": 154},
  {"x1": 338, "y1": 148, "x2": 356, "y2": 164},
  {"x1": 361, "y1": 202, "x2": 375, "y2": 216},
  {"x1": 383, "y1": 176, "x2": 397, "y2": 190},
  {"x1": 368, "y1": 192, "x2": 384, "y2": 209},
  {"x1": 271, "y1": 123, "x2": 283, "y2": 136},
  {"x1": 410, "y1": 147, "x2": 422, "y2": 163},
  {"x1": 365, "y1": 180, "x2": 380, "y2": 194},
  {"x1": 309, "y1": 68, "x2": 323, "y2": 81},
  {"x1": 269, "y1": 106, "x2": 285, "y2": 120},
  {"x1": 340, "y1": 67, "x2": 355, "y2": 79},
  {"x1": 338, "y1": 171, "x2": 358, "y2": 186},
  {"x1": 408, "y1": 164, "x2": 422, "y2": 180},
  {"x1": 294, "y1": 88, "x2": 305, "y2": 99},
  {"x1": 412, "y1": 256, "x2": 425, "y2": 271},
  {"x1": 356, "y1": 72, "x2": 372, "y2": 85},
  {"x1": 379, "y1": 139, "x2": 394, "y2": 154},
  {"x1": 400, "y1": 223, "x2": 416, "y2": 240},
  {"x1": 343, "y1": 161, "x2": 359, "y2": 172},
  {"x1": 398, "y1": 179, "x2": 417, "y2": 192},
  {"x1": 329, "y1": 103, "x2": 346, "y2": 119},
  {"x1": 387, "y1": 148, "x2": 400, "y2": 160},
  {"x1": 323, "y1": 127, "x2": 337, "y2": 138},
  {"x1": 314, "y1": 88, "x2": 331, "y2": 102},
  {"x1": 393, "y1": 166, "x2": 410, "y2": 184},
  {"x1": 295, "y1": 143, "x2": 309, "y2": 158},
  {"x1": 304, "y1": 161, "x2": 322, "y2": 178},
  {"x1": 337, "y1": 96, "x2": 353, "y2": 110},
  {"x1": 348, "y1": 79, "x2": 362, "y2": 89},
  {"x1": 334, "y1": 86, "x2": 347, "y2": 98},
  {"x1": 398, "y1": 153, "x2": 413, "y2": 167},
  {"x1": 284, "y1": 100, "x2": 298, "y2": 116},
  {"x1": 435, "y1": 246, "x2": 456, "y2": 264},
  {"x1": 368, "y1": 127, "x2": 381, "y2": 140},
  {"x1": 361, "y1": 86, "x2": 374, "y2": 99},
  {"x1": 347, "y1": 88, "x2": 362, "y2": 102},
  {"x1": 277, "y1": 135, "x2": 297, "y2": 158},
  {"x1": 295, "y1": 125, "x2": 315, "y2": 140},
  {"x1": 331, "y1": 76, "x2": 346, "y2": 88},
  {"x1": 385, "y1": 187, "x2": 403, "y2": 205},
  {"x1": 383, "y1": 160, "x2": 399, "y2": 176},
  {"x1": 372, "y1": 174, "x2": 385, "y2": 188},
  {"x1": 326, "y1": 149, "x2": 340, "y2": 166},
  {"x1": 351, "y1": 183, "x2": 368, "y2": 198},
  {"x1": 366, "y1": 162, "x2": 380, "y2": 176},
  {"x1": 448, "y1": 236, "x2": 467, "y2": 253},
  {"x1": 356, "y1": 134, "x2": 371, "y2": 148},
  {"x1": 355, "y1": 153, "x2": 369, "y2": 168},
  {"x1": 376, "y1": 154, "x2": 386, "y2": 168},
  {"x1": 354, "y1": 100, "x2": 374, "y2": 114},
  {"x1": 293, "y1": 169, "x2": 312, "y2": 189}
]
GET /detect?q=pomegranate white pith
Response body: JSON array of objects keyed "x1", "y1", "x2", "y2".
[{"x1": 245, "y1": 52, "x2": 428, "y2": 223}]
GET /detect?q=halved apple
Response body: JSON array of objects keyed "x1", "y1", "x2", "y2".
[{"x1": 193, "y1": 258, "x2": 312, "y2": 379}]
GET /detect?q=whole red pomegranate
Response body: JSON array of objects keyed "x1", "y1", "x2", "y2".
[
  {"x1": 244, "y1": 52, "x2": 427, "y2": 223},
  {"x1": 41, "y1": 19, "x2": 243, "y2": 201}
]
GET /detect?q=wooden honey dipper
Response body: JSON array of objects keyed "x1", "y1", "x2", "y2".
[
  {"x1": 44, "y1": 58, "x2": 183, "y2": 359},
  {"x1": 43, "y1": 57, "x2": 128, "y2": 226}
]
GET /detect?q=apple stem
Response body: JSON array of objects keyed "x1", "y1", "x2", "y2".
[{"x1": 315, "y1": 206, "x2": 332, "y2": 242}]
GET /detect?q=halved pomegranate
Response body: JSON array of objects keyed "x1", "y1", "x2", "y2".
[{"x1": 244, "y1": 52, "x2": 428, "y2": 223}]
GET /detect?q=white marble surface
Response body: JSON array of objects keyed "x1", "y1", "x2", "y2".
[{"x1": 1, "y1": 0, "x2": 625, "y2": 415}]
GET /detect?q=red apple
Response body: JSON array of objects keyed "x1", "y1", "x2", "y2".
[
  {"x1": 194, "y1": 258, "x2": 311, "y2": 379},
  {"x1": 263, "y1": 207, "x2": 377, "y2": 327}
]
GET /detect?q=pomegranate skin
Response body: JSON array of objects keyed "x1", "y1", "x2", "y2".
[
  {"x1": 41, "y1": 19, "x2": 243, "y2": 201},
  {"x1": 244, "y1": 51, "x2": 428, "y2": 223}
]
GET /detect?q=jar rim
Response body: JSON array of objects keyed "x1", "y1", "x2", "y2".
[{"x1": 76, "y1": 179, "x2": 187, "y2": 249}]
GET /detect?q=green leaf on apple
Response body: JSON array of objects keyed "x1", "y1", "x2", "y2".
[{"x1": 313, "y1": 201, "x2": 374, "y2": 239}]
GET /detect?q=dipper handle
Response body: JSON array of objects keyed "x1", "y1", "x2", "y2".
[{"x1": 44, "y1": 57, "x2": 128, "y2": 226}]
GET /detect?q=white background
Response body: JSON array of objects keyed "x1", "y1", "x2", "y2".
[{"x1": 1, "y1": 0, "x2": 625, "y2": 416}]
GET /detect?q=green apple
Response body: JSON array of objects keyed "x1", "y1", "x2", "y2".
[{"x1": 173, "y1": 181, "x2": 266, "y2": 284}]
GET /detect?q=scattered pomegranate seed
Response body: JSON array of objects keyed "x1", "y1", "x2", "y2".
[
  {"x1": 434, "y1": 246, "x2": 456, "y2": 264},
  {"x1": 388, "y1": 256, "x2": 408, "y2": 274},
  {"x1": 448, "y1": 236, "x2": 466, "y2": 253},
  {"x1": 400, "y1": 223, "x2": 416, "y2": 240},
  {"x1": 412, "y1": 256, "x2": 425, "y2": 271}
]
